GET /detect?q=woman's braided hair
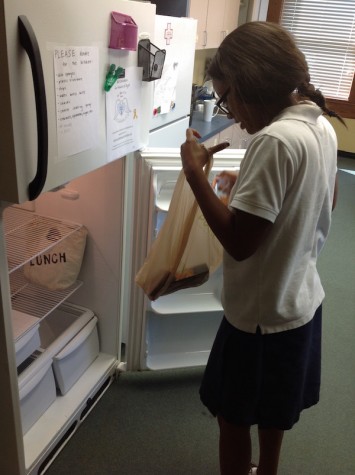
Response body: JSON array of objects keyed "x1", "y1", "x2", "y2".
[
  {"x1": 208, "y1": 21, "x2": 346, "y2": 126},
  {"x1": 297, "y1": 78, "x2": 346, "y2": 125}
]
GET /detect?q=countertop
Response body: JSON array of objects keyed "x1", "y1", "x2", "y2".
[{"x1": 189, "y1": 111, "x2": 235, "y2": 142}]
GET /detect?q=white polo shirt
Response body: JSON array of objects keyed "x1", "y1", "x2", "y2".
[{"x1": 222, "y1": 102, "x2": 338, "y2": 333}]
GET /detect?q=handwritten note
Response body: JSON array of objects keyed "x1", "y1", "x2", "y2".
[
  {"x1": 54, "y1": 46, "x2": 99, "y2": 159},
  {"x1": 105, "y1": 67, "x2": 142, "y2": 161}
]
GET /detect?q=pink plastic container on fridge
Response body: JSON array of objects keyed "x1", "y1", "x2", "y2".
[{"x1": 109, "y1": 11, "x2": 138, "y2": 51}]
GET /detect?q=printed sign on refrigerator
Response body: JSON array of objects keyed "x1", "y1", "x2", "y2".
[
  {"x1": 105, "y1": 66, "x2": 142, "y2": 161},
  {"x1": 54, "y1": 46, "x2": 99, "y2": 159}
]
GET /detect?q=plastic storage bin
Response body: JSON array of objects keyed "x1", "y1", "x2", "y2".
[
  {"x1": 39, "y1": 303, "x2": 99, "y2": 395},
  {"x1": 12, "y1": 309, "x2": 40, "y2": 367},
  {"x1": 52, "y1": 317, "x2": 99, "y2": 394},
  {"x1": 109, "y1": 11, "x2": 138, "y2": 51},
  {"x1": 18, "y1": 353, "x2": 56, "y2": 435}
]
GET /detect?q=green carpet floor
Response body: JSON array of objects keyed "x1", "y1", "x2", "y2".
[{"x1": 46, "y1": 158, "x2": 355, "y2": 475}]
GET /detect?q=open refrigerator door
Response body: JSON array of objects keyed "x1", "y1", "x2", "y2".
[{"x1": 125, "y1": 147, "x2": 245, "y2": 371}]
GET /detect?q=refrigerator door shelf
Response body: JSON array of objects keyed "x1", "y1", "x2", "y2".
[
  {"x1": 148, "y1": 148, "x2": 245, "y2": 211},
  {"x1": 146, "y1": 237, "x2": 224, "y2": 313},
  {"x1": 150, "y1": 289, "x2": 223, "y2": 314},
  {"x1": 147, "y1": 350, "x2": 212, "y2": 371},
  {"x1": 154, "y1": 171, "x2": 181, "y2": 211},
  {"x1": 142, "y1": 147, "x2": 245, "y2": 170},
  {"x1": 145, "y1": 310, "x2": 223, "y2": 370}
]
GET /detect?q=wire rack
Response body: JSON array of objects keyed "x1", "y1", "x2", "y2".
[
  {"x1": 10, "y1": 269, "x2": 83, "y2": 320},
  {"x1": 4, "y1": 206, "x2": 84, "y2": 321},
  {"x1": 3, "y1": 206, "x2": 82, "y2": 273}
]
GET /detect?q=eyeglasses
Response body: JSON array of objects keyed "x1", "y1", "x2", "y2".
[{"x1": 215, "y1": 88, "x2": 230, "y2": 114}]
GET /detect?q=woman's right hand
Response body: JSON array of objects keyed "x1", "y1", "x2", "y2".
[
  {"x1": 212, "y1": 170, "x2": 239, "y2": 198},
  {"x1": 180, "y1": 129, "x2": 230, "y2": 181}
]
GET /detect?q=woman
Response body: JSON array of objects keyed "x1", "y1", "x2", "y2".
[{"x1": 180, "y1": 21, "x2": 343, "y2": 475}]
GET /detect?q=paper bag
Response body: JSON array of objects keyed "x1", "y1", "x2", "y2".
[{"x1": 135, "y1": 158, "x2": 222, "y2": 300}]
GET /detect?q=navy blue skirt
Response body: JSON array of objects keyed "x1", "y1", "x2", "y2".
[{"x1": 200, "y1": 306, "x2": 322, "y2": 430}]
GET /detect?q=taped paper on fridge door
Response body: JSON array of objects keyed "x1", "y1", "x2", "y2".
[
  {"x1": 54, "y1": 46, "x2": 99, "y2": 159},
  {"x1": 105, "y1": 66, "x2": 143, "y2": 161}
]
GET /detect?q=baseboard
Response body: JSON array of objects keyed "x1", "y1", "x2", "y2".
[{"x1": 338, "y1": 150, "x2": 355, "y2": 159}]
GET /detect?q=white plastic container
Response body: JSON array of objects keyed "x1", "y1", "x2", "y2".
[
  {"x1": 18, "y1": 353, "x2": 56, "y2": 435},
  {"x1": 12, "y1": 309, "x2": 40, "y2": 367},
  {"x1": 15, "y1": 324, "x2": 40, "y2": 367},
  {"x1": 39, "y1": 303, "x2": 99, "y2": 395},
  {"x1": 52, "y1": 317, "x2": 99, "y2": 394}
]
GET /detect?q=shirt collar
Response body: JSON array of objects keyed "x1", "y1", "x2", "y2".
[{"x1": 272, "y1": 101, "x2": 323, "y2": 125}]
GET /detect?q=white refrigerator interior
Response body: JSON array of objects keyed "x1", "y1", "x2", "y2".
[
  {"x1": 148, "y1": 15, "x2": 197, "y2": 147},
  {"x1": 127, "y1": 148, "x2": 245, "y2": 371},
  {"x1": 1, "y1": 158, "x2": 126, "y2": 475}
]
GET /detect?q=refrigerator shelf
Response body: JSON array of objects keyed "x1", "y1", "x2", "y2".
[
  {"x1": 145, "y1": 310, "x2": 222, "y2": 370},
  {"x1": 149, "y1": 291, "x2": 223, "y2": 314},
  {"x1": 146, "y1": 350, "x2": 211, "y2": 370},
  {"x1": 3, "y1": 206, "x2": 83, "y2": 273},
  {"x1": 10, "y1": 269, "x2": 83, "y2": 321}
]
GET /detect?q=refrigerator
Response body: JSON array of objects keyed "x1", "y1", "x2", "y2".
[
  {"x1": 0, "y1": 1, "x2": 242, "y2": 474},
  {"x1": 147, "y1": 14, "x2": 197, "y2": 147},
  {"x1": 0, "y1": 1, "x2": 170, "y2": 474}
]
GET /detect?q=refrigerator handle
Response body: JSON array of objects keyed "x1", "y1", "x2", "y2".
[{"x1": 18, "y1": 15, "x2": 48, "y2": 201}]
